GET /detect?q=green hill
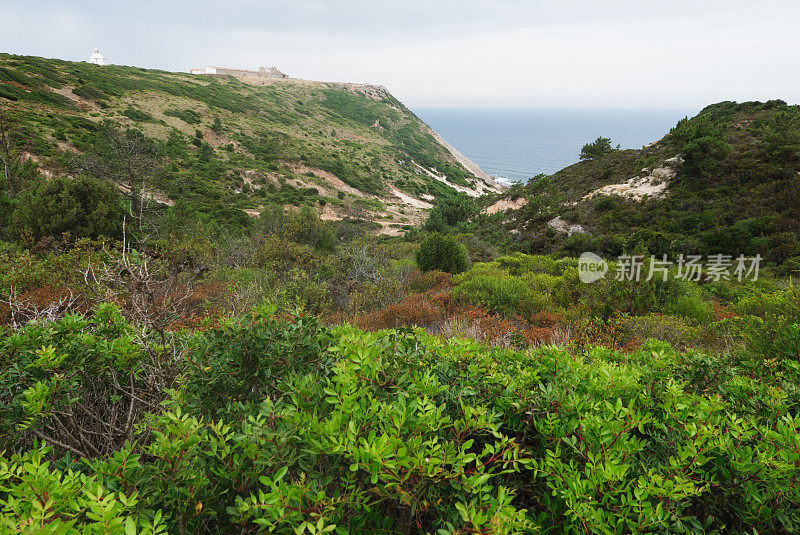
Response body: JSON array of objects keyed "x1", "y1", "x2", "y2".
[
  {"x1": 0, "y1": 53, "x2": 501, "y2": 235},
  {"x1": 479, "y1": 100, "x2": 800, "y2": 268}
]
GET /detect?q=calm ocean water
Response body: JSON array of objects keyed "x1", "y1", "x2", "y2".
[{"x1": 414, "y1": 108, "x2": 699, "y2": 183}]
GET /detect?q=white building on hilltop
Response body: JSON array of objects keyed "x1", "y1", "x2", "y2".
[
  {"x1": 189, "y1": 67, "x2": 217, "y2": 75},
  {"x1": 189, "y1": 65, "x2": 287, "y2": 79},
  {"x1": 88, "y1": 48, "x2": 108, "y2": 66}
]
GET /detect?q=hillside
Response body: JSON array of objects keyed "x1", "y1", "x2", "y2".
[
  {"x1": 3, "y1": 57, "x2": 800, "y2": 533},
  {"x1": 0, "y1": 53, "x2": 501, "y2": 235},
  {"x1": 479, "y1": 100, "x2": 800, "y2": 268}
]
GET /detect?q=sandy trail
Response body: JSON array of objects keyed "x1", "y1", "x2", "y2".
[{"x1": 388, "y1": 186, "x2": 433, "y2": 210}]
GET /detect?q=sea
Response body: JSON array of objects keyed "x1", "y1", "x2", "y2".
[{"x1": 413, "y1": 108, "x2": 700, "y2": 184}]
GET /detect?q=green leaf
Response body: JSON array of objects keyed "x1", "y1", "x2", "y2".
[{"x1": 274, "y1": 466, "x2": 288, "y2": 482}]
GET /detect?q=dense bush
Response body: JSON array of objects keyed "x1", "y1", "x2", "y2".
[
  {"x1": 0, "y1": 304, "x2": 175, "y2": 456},
  {"x1": 163, "y1": 108, "x2": 202, "y2": 124},
  {"x1": 423, "y1": 193, "x2": 477, "y2": 233},
  {"x1": 416, "y1": 233, "x2": 469, "y2": 274},
  {"x1": 2, "y1": 309, "x2": 800, "y2": 533},
  {"x1": 11, "y1": 175, "x2": 124, "y2": 241},
  {"x1": 579, "y1": 136, "x2": 614, "y2": 160},
  {"x1": 764, "y1": 109, "x2": 800, "y2": 164},
  {"x1": 682, "y1": 135, "x2": 732, "y2": 179},
  {"x1": 452, "y1": 270, "x2": 548, "y2": 317},
  {"x1": 122, "y1": 106, "x2": 153, "y2": 122}
]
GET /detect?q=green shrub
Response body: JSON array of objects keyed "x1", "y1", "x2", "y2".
[
  {"x1": 682, "y1": 135, "x2": 732, "y2": 178},
  {"x1": 452, "y1": 271, "x2": 548, "y2": 316},
  {"x1": 617, "y1": 314, "x2": 701, "y2": 350},
  {"x1": 734, "y1": 286, "x2": 800, "y2": 362},
  {"x1": 423, "y1": 193, "x2": 476, "y2": 232},
  {"x1": 0, "y1": 446, "x2": 167, "y2": 534},
  {"x1": 1, "y1": 308, "x2": 800, "y2": 533},
  {"x1": 664, "y1": 292, "x2": 714, "y2": 322},
  {"x1": 0, "y1": 305, "x2": 169, "y2": 455},
  {"x1": 259, "y1": 205, "x2": 335, "y2": 252},
  {"x1": 663, "y1": 281, "x2": 715, "y2": 323},
  {"x1": 416, "y1": 233, "x2": 469, "y2": 274},
  {"x1": 72, "y1": 84, "x2": 107, "y2": 101},
  {"x1": 764, "y1": 110, "x2": 800, "y2": 164},
  {"x1": 122, "y1": 106, "x2": 153, "y2": 122},
  {"x1": 736, "y1": 286, "x2": 800, "y2": 322},
  {"x1": 182, "y1": 307, "x2": 332, "y2": 419},
  {"x1": 163, "y1": 108, "x2": 202, "y2": 124},
  {"x1": 520, "y1": 272, "x2": 563, "y2": 297},
  {"x1": 579, "y1": 136, "x2": 614, "y2": 160},
  {"x1": 11, "y1": 175, "x2": 124, "y2": 241}
]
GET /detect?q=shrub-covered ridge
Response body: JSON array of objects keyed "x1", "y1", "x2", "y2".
[
  {"x1": 472, "y1": 100, "x2": 800, "y2": 268},
  {"x1": 0, "y1": 52, "x2": 501, "y2": 236}
]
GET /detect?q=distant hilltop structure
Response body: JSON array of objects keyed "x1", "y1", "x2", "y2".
[
  {"x1": 189, "y1": 65, "x2": 288, "y2": 79},
  {"x1": 88, "y1": 48, "x2": 108, "y2": 66}
]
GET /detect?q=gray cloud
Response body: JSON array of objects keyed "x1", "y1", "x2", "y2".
[{"x1": 2, "y1": 1, "x2": 799, "y2": 107}]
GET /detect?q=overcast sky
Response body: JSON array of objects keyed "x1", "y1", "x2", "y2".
[{"x1": 3, "y1": 0, "x2": 800, "y2": 108}]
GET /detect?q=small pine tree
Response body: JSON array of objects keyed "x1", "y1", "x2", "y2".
[
  {"x1": 12, "y1": 175, "x2": 124, "y2": 241},
  {"x1": 579, "y1": 137, "x2": 614, "y2": 160},
  {"x1": 416, "y1": 233, "x2": 469, "y2": 274},
  {"x1": 423, "y1": 194, "x2": 476, "y2": 233}
]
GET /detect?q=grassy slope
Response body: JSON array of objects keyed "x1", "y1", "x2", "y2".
[
  {"x1": 0, "y1": 53, "x2": 498, "y2": 233},
  {"x1": 484, "y1": 100, "x2": 800, "y2": 265}
]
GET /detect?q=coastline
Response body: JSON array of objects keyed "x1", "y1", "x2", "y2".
[{"x1": 428, "y1": 130, "x2": 507, "y2": 192}]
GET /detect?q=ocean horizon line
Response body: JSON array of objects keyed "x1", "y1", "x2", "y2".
[
  {"x1": 415, "y1": 107, "x2": 697, "y2": 180},
  {"x1": 413, "y1": 106, "x2": 700, "y2": 111}
]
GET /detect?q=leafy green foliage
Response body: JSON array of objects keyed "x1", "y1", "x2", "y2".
[
  {"x1": 764, "y1": 109, "x2": 800, "y2": 164},
  {"x1": 682, "y1": 135, "x2": 732, "y2": 179},
  {"x1": 453, "y1": 271, "x2": 548, "y2": 317},
  {"x1": 424, "y1": 193, "x2": 477, "y2": 233},
  {"x1": 1, "y1": 304, "x2": 800, "y2": 533},
  {"x1": 122, "y1": 106, "x2": 153, "y2": 122},
  {"x1": 0, "y1": 304, "x2": 168, "y2": 455},
  {"x1": 416, "y1": 233, "x2": 469, "y2": 274},
  {"x1": 0, "y1": 446, "x2": 167, "y2": 534},
  {"x1": 183, "y1": 307, "x2": 332, "y2": 419}
]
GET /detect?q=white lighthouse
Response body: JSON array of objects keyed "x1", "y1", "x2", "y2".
[{"x1": 88, "y1": 48, "x2": 108, "y2": 66}]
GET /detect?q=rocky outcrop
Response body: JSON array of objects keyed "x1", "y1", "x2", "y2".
[
  {"x1": 548, "y1": 216, "x2": 587, "y2": 236},
  {"x1": 582, "y1": 156, "x2": 682, "y2": 202}
]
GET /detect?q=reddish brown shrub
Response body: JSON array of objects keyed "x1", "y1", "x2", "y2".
[
  {"x1": 356, "y1": 292, "x2": 446, "y2": 331},
  {"x1": 168, "y1": 280, "x2": 232, "y2": 331},
  {"x1": 0, "y1": 284, "x2": 88, "y2": 326},
  {"x1": 530, "y1": 311, "x2": 563, "y2": 327}
]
